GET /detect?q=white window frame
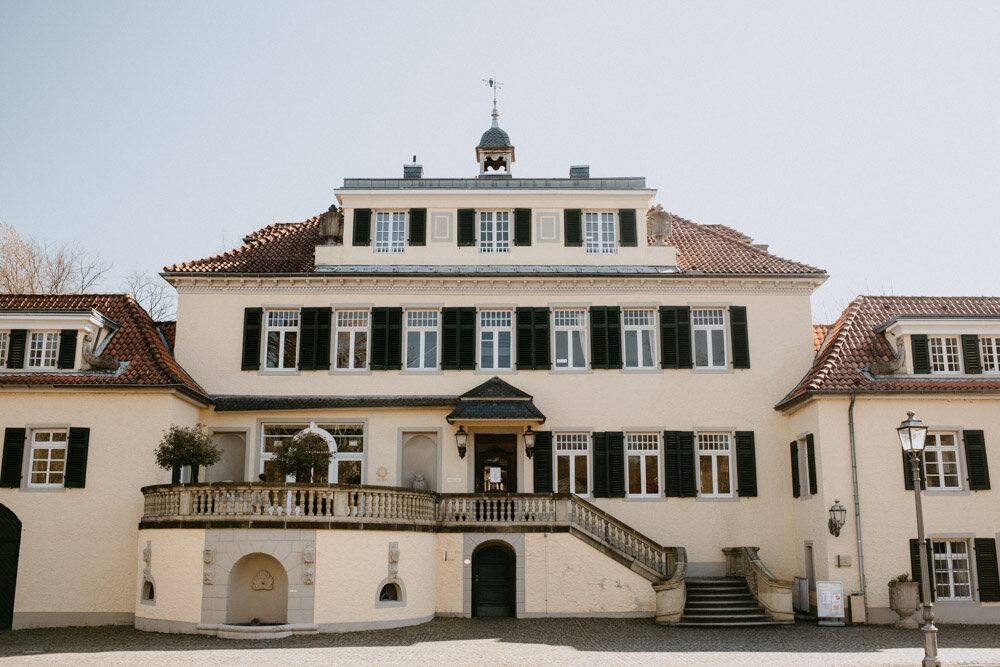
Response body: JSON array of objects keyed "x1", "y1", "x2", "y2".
[
  {"x1": 28, "y1": 428, "x2": 68, "y2": 488},
  {"x1": 479, "y1": 310, "x2": 513, "y2": 370},
  {"x1": 928, "y1": 336, "x2": 961, "y2": 373},
  {"x1": 0, "y1": 331, "x2": 8, "y2": 368},
  {"x1": 696, "y1": 432, "x2": 733, "y2": 498},
  {"x1": 264, "y1": 310, "x2": 299, "y2": 370},
  {"x1": 478, "y1": 211, "x2": 510, "y2": 254},
  {"x1": 260, "y1": 422, "x2": 365, "y2": 484},
  {"x1": 374, "y1": 211, "x2": 406, "y2": 254},
  {"x1": 27, "y1": 331, "x2": 59, "y2": 369},
  {"x1": 554, "y1": 433, "x2": 590, "y2": 496},
  {"x1": 626, "y1": 432, "x2": 661, "y2": 498},
  {"x1": 692, "y1": 308, "x2": 728, "y2": 369},
  {"x1": 980, "y1": 336, "x2": 1000, "y2": 374},
  {"x1": 923, "y1": 432, "x2": 962, "y2": 490},
  {"x1": 584, "y1": 211, "x2": 616, "y2": 254},
  {"x1": 932, "y1": 539, "x2": 973, "y2": 600},
  {"x1": 334, "y1": 310, "x2": 369, "y2": 371},
  {"x1": 405, "y1": 310, "x2": 439, "y2": 371},
  {"x1": 622, "y1": 309, "x2": 656, "y2": 369},
  {"x1": 552, "y1": 309, "x2": 587, "y2": 370}
]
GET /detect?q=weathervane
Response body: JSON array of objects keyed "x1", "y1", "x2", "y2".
[{"x1": 483, "y1": 77, "x2": 503, "y2": 124}]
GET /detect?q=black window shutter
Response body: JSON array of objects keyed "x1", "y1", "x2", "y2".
[
  {"x1": 564, "y1": 209, "x2": 582, "y2": 247},
  {"x1": 735, "y1": 431, "x2": 757, "y2": 497},
  {"x1": 910, "y1": 538, "x2": 935, "y2": 602},
  {"x1": 532, "y1": 431, "x2": 553, "y2": 493},
  {"x1": 589, "y1": 307, "x2": 608, "y2": 369},
  {"x1": 618, "y1": 209, "x2": 637, "y2": 247},
  {"x1": 605, "y1": 306, "x2": 622, "y2": 369},
  {"x1": 790, "y1": 442, "x2": 800, "y2": 498},
  {"x1": 902, "y1": 449, "x2": 926, "y2": 490},
  {"x1": 408, "y1": 209, "x2": 426, "y2": 246},
  {"x1": 458, "y1": 307, "x2": 476, "y2": 370},
  {"x1": 0, "y1": 428, "x2": 26, "y2": 488},
  {"x1": 911, "y1": 334, "x2": 931, "y2": 374},
  {"x1": 678, "y1": 431, "x2": 696, "y2": 497},
  {"x1": 387, "y1": 308, "x2": 402, "y2": 370},
  {"x1": 964, "y1": 430, "x2": 991, "y2": 490},
  {"x1": 352, "y1": 209, "x2": 372, "y2": 246},
  {"x1": 532, "y1": 308, "x2": 550, "y2": 369},
  {"x1": 677, "y1": 308, "x2": 692, "y2": 368},
  {"x1": 298, "y1": 308, "x2": 318, "y2": 370},
  {"x1": 7, "y1": 329, "x2": 26, "y2": 369},
  {"x1": 441, "y1": 308, "x2": 460, "y2": 370},
  {"x1": 370, "y1": 307, "x2": 402, "y2": 370},
  {"x1": 607, "y1": 432, "x2": 625, "y2": 498},
  {"x1": 240, "y1": 308, "x2": 263, "y2": 371},
  {"x1": 806, "y1": 433, "x2": 818, "y2": 496},
  {"x1": 664, "y1": 431, "x2": 679, "y2": 497},
  {"x1": 975, "y1": 538, "x2": 1000, "y2": 602},
  {"x1": 516, "y1": 308, "x2": 534, "y2": 370},
  {"x1": 457, "y1": 209, "x2": 476, "y2": 246},
  {"x1": 64, "y1": 427, "x2": 90, "y2": 488},
  {"x1": 57, "y1": 330, "x2": 78, "y2": 369},
  {"x1": 659, "y1": 307, "x2": 692, "y2": 369},
  {"x1": 514, "y1": 208, "x2": 532, "y2": 246},
  {"x1": 592, "y1": 432, "x2": 609, "y2": 498},
  {"x1": 730, "y1": 306, "x2": 750, "y2": 369},
  {"x1": 315, "y1": 307, "x2": 332, "y2": 370},
  {"x1": 962, "y1": 334, "x2": 982, "y2": 374}
]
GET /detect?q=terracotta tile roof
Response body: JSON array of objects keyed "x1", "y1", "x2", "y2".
[
  {"x1": 164, "y1": 213, "x2": 825, "y2": 277},
  {"x1": 155, "y1": 321, "x2": 176, "y2": 352},
  {"x1": 777, "y1": 295, "x2": 1000, "y2": 410},
  {"x1": 813, "y1": 324, "x2": 831, "y2": 355},
  {"x1": 0, "y1": 294, "x2": 208, "y2": 401}
]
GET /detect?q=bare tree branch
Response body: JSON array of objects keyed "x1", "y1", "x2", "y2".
[
  {"x1": 0, "y1": 223, "x2": 112, "y2": 293},
  {"x1": 122, "y1": 269, "x2": 177, "y2": 320}
]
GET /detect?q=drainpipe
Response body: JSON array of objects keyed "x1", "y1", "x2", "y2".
[{"x1": 848, "y1": 391, "x2": 866, "y2": 598}]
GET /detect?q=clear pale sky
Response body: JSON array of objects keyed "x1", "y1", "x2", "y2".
[{"x1": 2, "y1": 2, "x2": 998, "y2": 323}]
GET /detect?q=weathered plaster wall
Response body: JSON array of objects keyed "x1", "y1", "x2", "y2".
[{"x1": 134, "y1": 529, "x2": 207, "y2": 626}]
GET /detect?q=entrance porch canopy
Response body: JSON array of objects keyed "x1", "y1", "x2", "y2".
[{"x1": 445, "y1": 377, "x2": 545, "y2": 424}]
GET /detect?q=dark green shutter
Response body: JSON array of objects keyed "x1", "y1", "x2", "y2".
[
  {"x1": 457, "y1": 209, "x2": 476, "y2": 246},
  {"x1": 902, "y1": 449, "x2": 926, "y2": 490},
  {"x1": 0, "y1": 428, "x2": 25, "y2": 487},
  {"x1": 7, "y1": 330, "x2": 26, "y2": 369},
  {"x1": 352, "y1": 209, "x2": 371, "y2": 246},
  {"x1": 790, "y1": 442, "x2": 800, "y2": 498},
  {"x1": 910, "y1": 538, "x2": 935, "y2": 602},
  {"x1": 659, "y1": 307, "x2": 692, "y2": 369},
  {"x1": 57, "y1": 330, "x2": 78, "y2": 369},
  {"x1": 678, "y1": 431, "x2": 696, "y2": 497},
  {"x1": 408, "y1": 209, "x2": 426, "y2": 246},
  {"x1": 911, "y1": 334, "x2": 931, "y2": 374},
  {"x1": 315, "y1": 308, "x2": 332, "y2": 370},
  {"x1": 975, "y1": 538, "x2": 1000, "y2": 602},
  {"x1": 618, "y1": 209, "x2": 637, "y2": 247},
  {"x1": 441, "y1": 307, "x2": 476, "y2": 370},
  {"x1": 806, "y1": 433, "x2": 818, "y2": 496},
  {"x1": 964, "y1": 430, "x2": 991, "y2": 490},
  {"x1": 516, "y1": 307, "x2": 550, "y2": 370},
  {"x1": 564, "y1": 209, "x2": 582, "y2": 247},
  {"x1": 589, "y1": 306, "x2": 622, "y2": 370},
  {"x1": 962, "y1": 334, "x2": 982, "y2": 374},
  {"x1": 735, "y1": 431, "x2": 757, "y2": 497},
  {"x1": 592, "y1": 432, "x2": 608, "y2": 497},
  {"x1": 606, "y1": 307, "x2": 622, "y2": 369},
  {"x1": 664, "y1": 431, "x2": 696, "y2": 497},
  {"x1": 730, "y1": 306, "x2": 750, "y2": 369},
  {"x1": 592, "y1": 432, "x2": 623, "y2": 498},
  {"x1": 298, "y1": 308, "x2": 331, "y2": 371},
  {"x1": 514, "y1": 209, "x2": 532, "y2": 246},
  {"x1": 64, "y1": 427, "x2": 89, "y2": 488},
  {"x1": 532, "y1": 431, "x2": 553, "y2": 493},
  {"x1": 240, "y1": 308, "x2": 263, "y2": 371},
  {"x1": 370, "y1": 308, "x2": 402, "y2": 370},
  {"x1": 532, "y1": 308, "x2": 550, "y2": 369}
]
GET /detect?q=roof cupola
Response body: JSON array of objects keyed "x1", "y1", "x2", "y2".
[{"x1": 476, "y1": 78, "x2": 514, "y2": 178}]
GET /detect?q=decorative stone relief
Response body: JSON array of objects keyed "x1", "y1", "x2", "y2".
[
  {"x1": 251, "y1": 569, "x2": 274, "y2": 591},
  {"x1": 303, "y1": 543, "x2": 316, "y2": 585},
  {"x1": 203, "y1": 548, "x2": 214, "y2": 585},
  {"x1": 142, "y1": 541, "x2": 152, "y2": 576},
  {"x1": 388, "y1": 542, "x2": 400, "y2": 580},
  {"x1": 376, "y1": 466, "x2": 389, "y2": 482},
  {"x1": 411, "y1": 473, "x2": 427, "y2": 490}
]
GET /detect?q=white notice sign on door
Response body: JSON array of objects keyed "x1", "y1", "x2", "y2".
[{"x1": 489, "y1": 467, "x2": 502, "y2": 483}]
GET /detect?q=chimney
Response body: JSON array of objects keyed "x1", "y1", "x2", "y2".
[
  {"x1": 569, "y1": 165, "x2": 590, "y2": 179},
  {"x1": 403, "y1": 155, "x2": 423, "y2": 179}
]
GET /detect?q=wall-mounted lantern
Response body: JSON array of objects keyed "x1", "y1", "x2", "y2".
[
  {"x1": 827, "y1": 499, "x2": 847, "y2": 537},
  {"x1": 455, "y1": 425, "x2": 468, "y2": 459},
  {"x1": 524, "y1": 426, "x2": 536, "y2": 459}
]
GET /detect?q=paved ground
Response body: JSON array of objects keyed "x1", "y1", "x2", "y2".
[{"x1": 1, "y1": 618, "x2": 999, "y2": 666}]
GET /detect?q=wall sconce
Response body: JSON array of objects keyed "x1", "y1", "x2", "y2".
[
  {"x1": 828, "y1": 499, "x2": 847, "y2": 537},
  {"x1": 455, "y1": 425, "x2": 468, "y2": 459},
  {"x1": 523, "y1": 426, "x2": 536, "y2": 459}
]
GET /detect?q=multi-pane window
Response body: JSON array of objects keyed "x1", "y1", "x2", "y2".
[
  {"x1": 553, "y1": 310, "x2": 587, "y2": 369},
  {"x1": 479, "y1": 310, "x2": 513, "y2": 370},
  {"x1": 405, "y1": 310, "x2": 438, "y2": 370},
  {"x1": 626, "y1": 433, "x2": 660, "y2": 497},
  {"x1": 335, "y1": 310, "x2": 368, "y2": 370},
  {"x1": 479, "y1": 211, "x2": 510, "y2": 254},
  {"x1": 0, "y1": 331, "x2": 8, "y2": 367},
  {"x1": 697, "y1": 432, "x2": 732, "y2": 497},
  {"x1": 555, "y1": 433, "x2": 589, "y2": 495},
  {"x1": 923, "y1": 433, "x2": 961, "y2": 490},
  {"x1": 933, "y1": 540, "x2": 972, "y2": 600},
  {"x1": 28, "y1": 332, "x2": 59, "y2": 369},
  {"x1": 260, "y1": 423, "x2": 364, "y2": 484},
  {"x1": 692, "y1": 309, "x2": 727, "y2": 368},
  {"x1": 980, "y1": 337, "x2": 1000, "y2": 373},
  {"x1": 374, "y1": 212, "x2": 405, "y2": 254},
  {"x1": 623, "y1": 309, "x2": 656, "y2": 369},
  {"x1": 29, "y1": 429, "x2": 67, "y2": 487},
  {"x1": 928, "y1": 336, "x2": 961, "y2": 373},
  {"x1": 584, "y1": 212, "x2": 616, "y2": 254},
  {"x1": 265, "y1": 310, "x2": 299, "y2": 370}
]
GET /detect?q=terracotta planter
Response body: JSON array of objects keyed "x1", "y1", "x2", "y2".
[{"x1": 888, "y1": 581, "x2": 920, "y2": 628}]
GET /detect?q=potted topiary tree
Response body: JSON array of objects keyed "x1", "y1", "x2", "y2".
[
  {"x1": 271, "y1": 431, "x2": 332, "y2": 483},
  {"x1": 888, "y1": 573, "x2": 921, "y2": 628},
  {"x1": 154, "y1": 424, "x2": 221, "y2": 483}
]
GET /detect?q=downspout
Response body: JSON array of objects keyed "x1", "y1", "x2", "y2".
[{"x1": 848, "y1": 390, "x2": 865, "y2": 597}]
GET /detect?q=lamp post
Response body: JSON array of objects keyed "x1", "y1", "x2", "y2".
[{"x1": 896, "y1": 411, "x2": 939, "y2": 667}]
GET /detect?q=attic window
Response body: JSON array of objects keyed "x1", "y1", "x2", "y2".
[
  {"x1": 928, "y1": 336, "x2": 961, "y2": 373},
  {"x1": 28, "y1": 332, "x2": 59, "y2": 369}
]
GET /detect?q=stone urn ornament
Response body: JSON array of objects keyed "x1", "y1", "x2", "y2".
[
  {"x1": 647, "y1": 205, "x2": 674, "y2": 246},
  {"x1": 888, "y1": 574, "x2": 921, "y2": 628}
]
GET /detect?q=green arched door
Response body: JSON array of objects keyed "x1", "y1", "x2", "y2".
[
  {"x1": 0, "y1": 504, "x2": 21, "y2": 630},
  {"x1": 472, "y1": 543, "x2": 515, "y2": 617}
]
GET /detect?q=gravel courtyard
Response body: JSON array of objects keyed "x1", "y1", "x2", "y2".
[{"x1": 1, "y1": 618, "x2": 999, "y2": 666}]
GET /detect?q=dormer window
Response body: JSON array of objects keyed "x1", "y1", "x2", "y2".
[
  {"x1": 28, "y1": 332, "x2": 60, "y2": 369},
  {"x1": 0, "y1": 332, "x2": 7, "y2": 368},
  {"x1": 374, "y1": 212, "x2": 406, "y2": 254},
  {"x1": 478, "y1": 211, "x2": 510, "y2": 254},
  {"x1": 584, "y1": 212, "x2": 616, "y2": 255},
  {"x1": 980, "y1": 337, "x2": 1000, "y2": 373},
  {"x1": 927, "y1": 336, "x2": 961, "y2": 373}
]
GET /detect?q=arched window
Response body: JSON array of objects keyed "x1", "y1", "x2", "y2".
[
  {"x1": 141, "y1": 579, "x2": 155, "y2": 602},
  {"x1": 375, "y1": 578, "x2": 406, "y2": 608},
  {"x1": 379, "y1": 583, "x2": 399, "y2": 601}
]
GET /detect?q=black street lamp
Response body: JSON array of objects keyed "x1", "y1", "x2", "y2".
[
  {"x1": 455, "y1": 425, "x2": 468, "y2": 459},
  {"x1": 523, "y1": 426, "x2": 536, "y2": 459},
  {"x1": 827, "y1": 500, "x2": 847, "y2": 537}
]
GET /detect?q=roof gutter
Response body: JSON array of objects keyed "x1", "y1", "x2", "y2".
[{"x1": 848, "y1": 390, "x2": 867, "y2": 602}]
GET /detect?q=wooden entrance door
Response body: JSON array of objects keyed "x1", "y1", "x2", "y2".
[
  {"x1": 474, "y1": 434, "x2": 517, "y2": 493},
  {"x1": 0, "y1": 504, "x2": 21, "y2": 630},
  {"x1": 472, "y1": 544, "x2": 515, "y2": 617}
]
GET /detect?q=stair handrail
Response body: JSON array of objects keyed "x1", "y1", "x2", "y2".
[{"x1": 723, "y1": 546, "x2": 794, "y2": 622}]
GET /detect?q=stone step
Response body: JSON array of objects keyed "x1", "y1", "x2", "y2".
[
  {"x1": 674, "y1": 620, "x2": 794, "y2": 627},
  {"x1": 680, "y1": 613, "x2": 775, "y2": 622},
  {"x1": 686, "y1": 594, "x2": 756, "y2": 602},
  {"x1": 685, "y1": 601, "x2": 760, "y2": 610},
  {"x1": 683, "y1": 607, "x2": 767, "y2": 616},
  {"x1": 686, "y1": 577, "x2": 745, "y2": 584}
]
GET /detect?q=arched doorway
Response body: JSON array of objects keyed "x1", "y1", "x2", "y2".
[
  {"x1": 226, "y1": 553, "x2": 288, "y2": 625},
  {"x1": 472, "y1": 542, "x2": 515, "y2": 617},
  {"x1": 0, "y1": 504, "x2": 21, "y2": 630}
]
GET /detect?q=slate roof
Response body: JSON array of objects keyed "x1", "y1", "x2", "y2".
[
  {"x1": 0, "y1": 294, "x2": 208, "y2": 401},
  {"x1": 446, "y1": 400, "x2": 546, "y2": 423},
  {"x1": 777, "y1": 296, "x2": 1000, "y2": 410},
  {"x1": 165, "y1": 213, "x2": 824, "y2": 277},
  {"x1": 460, "y1": 376, "x2": 533, "y2": 399},
  {"x1": 478, "y1": 126, "x2": 512, "y2": 148}
]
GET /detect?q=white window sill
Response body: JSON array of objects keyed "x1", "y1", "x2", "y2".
[
  {"x1": 620, "y1": 367, "x2": 659, "y2": 374},
  {"x1": 329, "y1": 368, "x2": 372, "y2": 375},
  {"x1": 923, "y1": 488, "x2": 970, "y2": 497},
  {"x1": 476, "y1": 368, "x2": 515, "y2": 375},
  {"x1": 258, "y1": 370, "x2": 301, "y2": 376},
  {"x1": 624, "y1": 495, "x2": 663, "y2": 502},
  {"x1": 551, "y1": 368, "x2": 591, "y2": 374},
  {"x1": 691, "y1": 366, "x2": 734, "y2": 374},
  {"x1": 22, "y1": 485, "x2": 67, "y2": 493},
  {"x1": 400, "y1": 369, "x2": 443, "y2": 375},
  {"x1": 695, "y1": 495, "x2": 739, "y2": 503}
]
